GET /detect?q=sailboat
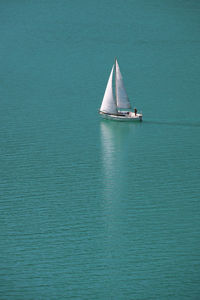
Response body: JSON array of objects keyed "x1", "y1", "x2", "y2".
[{"x1": 99, "y1": 58, "x2": 142, "y2": 121}]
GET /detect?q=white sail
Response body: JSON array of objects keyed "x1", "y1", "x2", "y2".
[
  {"x1": 115, "y1": 60, "x2": 131, "y2": 109},
  {"x1": 100, "y1": 65, "x2": 117, "y2": 114}
]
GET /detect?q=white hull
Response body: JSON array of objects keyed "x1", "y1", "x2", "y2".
[{"x1": 99, "y1": 111, "x2": 142, "y2": 122}]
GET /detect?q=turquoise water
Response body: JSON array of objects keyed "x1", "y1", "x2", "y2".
[{"x1": 1, "y1": 1, "x2": 200, "y2": 299}]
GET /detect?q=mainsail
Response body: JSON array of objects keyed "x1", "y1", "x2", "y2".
[
  {"x1": 100, "y1": 65, "x2": 118, "y2": 114},
  {"x1": 115, "y1": 59, "x2": 131, "y2": 109}
]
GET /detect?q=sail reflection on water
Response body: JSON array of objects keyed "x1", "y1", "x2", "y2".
[
  {"x1": 100, "y1": 121, "x2": 131, "y2": 201},
  {"x1": 100, "y1": 121, "x2": 133, "y2": 266}
]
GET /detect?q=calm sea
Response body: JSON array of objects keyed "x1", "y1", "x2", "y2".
[{"x1": 0, "y1": 0, "x2": 200, "y2": 299}]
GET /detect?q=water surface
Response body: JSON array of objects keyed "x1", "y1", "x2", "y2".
[{"x1": 0, "y1": 0, "x2": 200, "y2": 299}]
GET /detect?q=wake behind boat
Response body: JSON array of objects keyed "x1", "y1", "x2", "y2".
[{"x1": 99, "y1": 58, "x2": 142, "y2": 121}]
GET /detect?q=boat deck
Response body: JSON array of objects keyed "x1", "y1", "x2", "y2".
[{"x1": 99, "y1": 111, "x2": 142, "y2": 122}]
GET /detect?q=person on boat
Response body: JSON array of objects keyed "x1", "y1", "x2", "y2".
[{"x1": 134, "y1": 108, "x2": 137, "y2": 116}]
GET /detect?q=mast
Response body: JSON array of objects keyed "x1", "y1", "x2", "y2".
[{"x1": 115, "y1": 57, "x2": 118, "y2": 113}]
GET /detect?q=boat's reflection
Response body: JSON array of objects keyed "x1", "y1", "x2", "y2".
[
  {"x1": 100, "y1": 120, "x2": 133, "y2": 204},
  {"x1": 100, "y1": 120, "x2": 129, "y2": 172},
  {"x1": 100, "y1": 120, "x2": 137, "y2": 264},
  {"x1": 100, "y1": 120, "x2": 144, "y2": 270}
]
